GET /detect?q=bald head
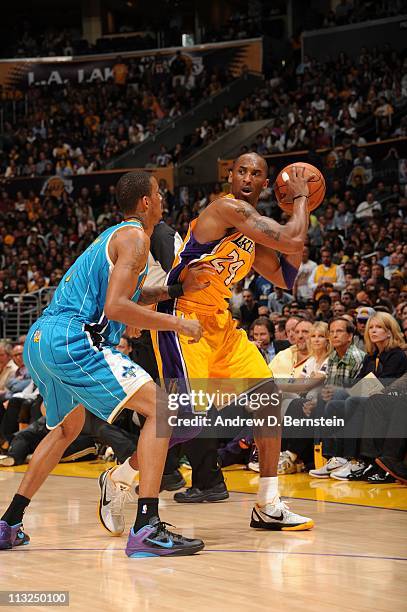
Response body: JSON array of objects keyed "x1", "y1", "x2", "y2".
[
  {"x1": 233, "y1": 153, "x2": 268, "y2": 177},
  {"x1": 229, "y1": 153, "x2": 269, "y2": 205}
]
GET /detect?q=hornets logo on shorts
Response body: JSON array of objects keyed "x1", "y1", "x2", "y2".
[{"x1": 122, "y1": 365, "x2": 139, "y2": 378}]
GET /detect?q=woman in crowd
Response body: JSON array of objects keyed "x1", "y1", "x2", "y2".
[
  {"x1": 279, "y1": 322, "x2": 331, "y2": 474},
  {"x1": 322, "y1": 312, "x2": 407, "y2": 482}
]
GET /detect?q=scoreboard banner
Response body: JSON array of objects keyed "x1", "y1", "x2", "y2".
[{"x1": 0, "y1": 38, "x2": 262, "y2": 90}]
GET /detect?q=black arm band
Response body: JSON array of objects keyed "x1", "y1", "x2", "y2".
[
  {"x1": 293, "y1": 194, "x2": 309, "y2": 201},
  {"x1": 168, "y1": 283, "x2": 184, "y2": 299}
]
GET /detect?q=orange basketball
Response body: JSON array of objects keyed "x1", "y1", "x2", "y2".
[{"x1": 274, "y1": 162, "x2": 326, "y2": 214}]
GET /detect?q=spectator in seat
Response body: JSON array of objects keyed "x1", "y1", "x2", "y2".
[
  {"x1": 321, "y1": 312, "x2": 407, "y2": 482},
  {"x1": 355, "y1": 192, "x2": 382, "y2": 220},
  {"x1": 239, "y1": 289, "x2": 259, "y2": 330},
  {"x1": 280, "y1": 321, "x2": 331, "y2": 473},
  {"x1": 354, "y1": 306, "x2": 375, "y2": 350},
  {"x1": 307, "y1": 317, "x2": 365, "y2": 478},
  {"x1": 0, "y1": 344, "x2": 30, "y2": 402},
  {"x1": 170, "y1": 50, "x2": 187, "y2": 87},
  {"x1": 293, "y1": 246, "x2": 317, "y2": 306},
  {"x1": 309, "y1": 248, "x2": 345, "y2": 300},
  {"x1": 250, "y1": 317, "x2": 289, "y2": 364},
  {"x1": 268, "y1": 285, "x2": 293, "y2": 314},
  {"x1": 0, "y1": 342, "x2": 18, "y2": 394},
  {"x1": 269, "y1": 318, "x2": 313, "y2": 380}
]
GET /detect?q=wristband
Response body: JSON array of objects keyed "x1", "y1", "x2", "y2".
[
  {"x1": 293, "y1": 194, "x2": 309, "y2": 201},
  {"x1": 168, "y1": 283, "x2": 184, "y2": 299}
]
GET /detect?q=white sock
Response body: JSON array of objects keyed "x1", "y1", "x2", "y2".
[
  {"x1": 257, "y1": 476, "x2": 279, "y2": 507},
  {"x1": 111, "y1": 458, "x2": 138, "y2": 487}
]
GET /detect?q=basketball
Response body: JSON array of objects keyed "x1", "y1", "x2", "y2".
[{"x1": 274, "y1": 162, "x2": 326, "y2": 214}]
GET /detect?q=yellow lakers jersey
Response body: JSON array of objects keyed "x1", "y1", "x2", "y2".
[{"x1": 166, "y1": 217, "x2": 255, "y2": 314}]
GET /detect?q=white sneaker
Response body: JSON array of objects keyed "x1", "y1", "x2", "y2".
[
  {"x1": 309, "y1": 457, "x2": 348, "y2": 479},
  {"x1": 97, "y1": 467, "x2": 135, "y2": 536},
  {"x1": 277, "y1": 451, "x2": 297, "y2": 475},
  {"x1": 250, "y1": 500, "x2": 314, "y2": 531},
  {"x1": 330, "y1": 459, "x2": 367, "y2": 480},
  {"x1": 247, "y1": 445, "x2": 259, "y2": 472},
  {"x1": 330, "y1": 461, "x2": 351, "y2": 480},
  {"x1": 0, "y1": 455, "x2": 15, "y2": 467}
]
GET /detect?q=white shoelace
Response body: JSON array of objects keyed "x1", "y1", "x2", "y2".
[
  {"x1": 110, "y1": 484, "x2": 134, "y2": 516},
  {"x1": 265, "y1": 500, "x2": 293, "y2": 518}
]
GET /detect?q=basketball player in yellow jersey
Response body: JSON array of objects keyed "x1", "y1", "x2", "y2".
[{"x1": 152, "y1": 153, "x2": 315, "y2": 531}]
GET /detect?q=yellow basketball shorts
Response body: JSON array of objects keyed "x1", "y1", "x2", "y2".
[{"x1": 152, "y1": 307, "x2": 272, "y2": 391}]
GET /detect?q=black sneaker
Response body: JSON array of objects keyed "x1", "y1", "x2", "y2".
[
  {"x1": 347, "y1": 463, "x2": 376, "y2": 481},
  {"x1": 161, "y1": 470, "x2": 186, "y2": 491},
  {"x1": 126, "y1": 517, "x2": 204, "y2": 558},
  {"x1": 376, "y1": 456, "x2": 407, "y2": 485},
  {"x1": 367, "y1": 468, "x2": 396, "y2": 484},
  {"x1": 174, "y1": 482, "x2": 229, "y2": 503}
]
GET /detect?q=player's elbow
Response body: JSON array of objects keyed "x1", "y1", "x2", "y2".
[
  {"x1": 104, "y1": 305, "x2": 116, "y2": 321},
  {"x1": 279, "y1": 237, "x2": 303, "y2": 255},
  {"x1": 104, "y1": 300, "x2": 121, "y2": 321}
]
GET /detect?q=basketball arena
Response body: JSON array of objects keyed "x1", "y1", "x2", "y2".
[{"x1": 0, "y1": 1, "x2": 406, "y2": 610}]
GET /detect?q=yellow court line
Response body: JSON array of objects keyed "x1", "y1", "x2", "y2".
[{"x1": 1, "y1": 462, "x2": 406, "y2": 511}]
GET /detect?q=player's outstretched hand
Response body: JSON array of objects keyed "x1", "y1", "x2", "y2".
[
  {"x1": 177, "y1": 319, "x2": 203, "y2": 343},
  {"x1": 285, "y1": 165, "x2": 315, "y2": 201},
  {"x1": 182, "y1": 263, "x2": 215, "y2": 293}
]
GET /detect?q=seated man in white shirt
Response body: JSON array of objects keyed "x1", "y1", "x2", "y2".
[{"x1": 355, "y1": 192, "x2": 382, "y2": 219}]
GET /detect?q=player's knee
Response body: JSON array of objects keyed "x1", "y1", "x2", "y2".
[{"x1": 60, "y1": 406, "x2": 85, "y2": 441}]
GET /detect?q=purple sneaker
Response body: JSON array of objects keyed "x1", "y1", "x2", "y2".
[
  {"x1": 0, "y1": 521, "x2": 30, "y2": 550},
  {"x1": 125, "y1": 517, "x2": 204, "y2": 558}
]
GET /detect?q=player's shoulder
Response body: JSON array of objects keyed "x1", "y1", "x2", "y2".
[
  {"x1": 209, "y1": 194, "x2": 250, "y2": 213},
  {"x1": 112, "y1": 223, "x2": 148, "y2": 242},
  {"x1": 109, "y1": 224, "x2": 150, "y2": 256}
]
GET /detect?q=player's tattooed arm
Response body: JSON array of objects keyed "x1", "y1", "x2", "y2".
[
  {"x1": 222, "y1": 198, "x2": 308, "y2": 254},
  {"x1": 105, "y1": 228, "x2": 180, "y2": 331},
  {"x1": 139, "y1": 263, "x2": 214, "y2": 305},
  {"x1": 139, "y1": 286, "x2": 171, "y2": 305}
]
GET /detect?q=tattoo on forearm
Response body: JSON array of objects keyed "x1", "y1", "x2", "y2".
[
  {"x1": 253, "y1": 218, "x2": 280, "y2": 241},
  {"x1": 139, "y1": 286, "x2": 169, "y2": 305}
]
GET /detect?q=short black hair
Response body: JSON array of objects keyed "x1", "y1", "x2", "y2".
[{"x1": 116, "y1": 172, "x2": 152, "y2": 215}]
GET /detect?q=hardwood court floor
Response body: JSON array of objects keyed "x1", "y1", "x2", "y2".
[{"x1": 0, "y1": 467, "x2": 406, "y2": 612}]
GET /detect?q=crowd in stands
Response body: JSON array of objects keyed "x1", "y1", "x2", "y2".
[
  {"x1": 0, "y1": 54, "x2": 229, "y2": 179},
  {"x1": 1, "y1": 36, "x2": 405, "y2": 178},
  {"x1": 2, "y1": 0, "x2": 404, "y2": 59},
  {"x1": 1, "y1": 55, "x2": 225, "y2": 173},
  {"x1": 153, "y1": 43, "x2": 406, "y2": 165}
]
